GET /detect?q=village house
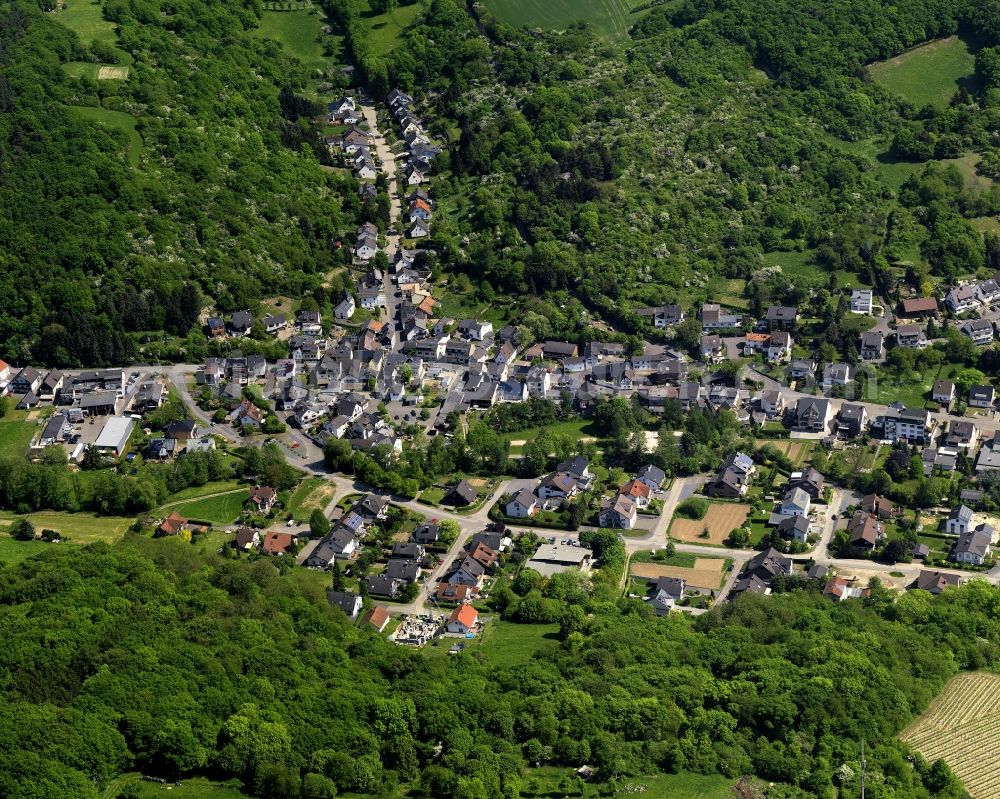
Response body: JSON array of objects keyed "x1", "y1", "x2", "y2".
[
  {"x1": 952, "y1": 524, "x2": 994, "y2": 565},
  {"x1": 895, "y1": 324, "x2": 927, "y2": 349},
  {"x1": 944, "y1": 420, "x2": 979, "y2": 451},
  {"x1": 327, "y1": 591, "x2": 363, "y2": 620},
  {"x1": 945, "y1": 505, "x2": 974, "y2": 535},
  {"x1": 779, "y1": 487, "x2": 811, "y2": 518},
  {"x1": 446, "y1": 603, "x2": 479, "y2": 635},
  {"x1": 860, "y1": 331, "x2": 884, "y2": 360},
  {"x1": 946, "y1": 284, "x2": 978, "y2": 313},
  {"x1": 263, "y1": 314, "x2": 287, "y2": 334},
  {"x1": 700, "y1": 334, "x2": 724, "y2": 362},
  {"x1": 911, "y1": 570, "x2": 966, "y2": 595},
  {"x1": 262, "y1": 531, "x2": 295, "y2": 556},
  {"x1": 758, "y1": 390, "x2": 785, "y2": 419},
  {"x1": 968, "y1": 384, "x2": 996, "y2": 409},
  {"x1": 847, "y1": 510, "x2": 884, "y2": 549},
  {"x1": 248, "y1": 485, "x2": 277, "y2": 514},
  {"x1": 978, "y1": 278, "x2": 1000, "y2": 305},
  {"x1": 794, "y1": 397, "x2": 831, "y2": 433},
  {"x1": 766, "y1": 331, "x2": 792, "y2": 362},
  {"x1": 836, "y1": 403, "x2": 868, "y2": 437},
  {"x1": 157, "y1": 512, "x2": 189, "y2": 537},
  {"x1": 505, "y1": 488, "x2": 538, "y2": 518},
  {"x1": 598, "y1": 494, "x2": 638, "y2": 529},
  {"x1": 788, "y1": 360, "x2": 816, "y2": 381},
  {"x1": 961, "y1": 317, "x2": 995, "y2": 346},
  {"x1": 850, "y1": 289, "x2": 873, "y2": 314},
  {"x1": 861, "y1": 494, "x2": 896, "y2": 519},
  {"x1": 230, "y1": 310, "x2": 253, "y2": 337},
  {"x1": 765, "y1": 305, "x2": 798, "y2": 331},
  {"x1": 649, "y1": 576, "x2": 685, "y2": 614},
  {"x1": 620, "y1": 479, "x2": 652, "y2": 509},
  {"x1": 777, "y1": 515, "x2": 811, "y2": 543},
  {"x1": 787, "y1": 467, "x2": 825, "y2": 499},
  {"x1": 822, "y1": 362, "x2": 853, "y2": 391},
  {"x1": 699, "y1": 303, "x2": 742, "y2": 330},
  {"x1": 233, "y1": 527, "x2": 261, "y2": 552},
  {"x1": 880, "y1": 407, "x2": 932, "y2": 444},
  {"x1": 932, "y1": 379, "x2": 956, "y2": 408},
  {"x1": 636, "y1": 464, "x2": 666, "y2": 492}
]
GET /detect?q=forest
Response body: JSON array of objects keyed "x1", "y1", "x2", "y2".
[
  {"x1": 0, "y1": 0, "x2": 358, "y2": 366},
  {"x1": 0, "y1": 539, "x2": 992, "y2": 798}
]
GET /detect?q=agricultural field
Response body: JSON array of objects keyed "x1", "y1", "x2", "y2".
[
  {"x1": 869, "y1": 36, "x2": 976, "y2": 111},
  {"x1": 900, "y1": 671, "x2": 1000, "y2": 799},
  {"x1": 481, "y1": 0, "x2": 648, "y2": 40},
  {"x1": 670, "y1": 503, "x2": 749, "y2": 545},
  {"x1": 630, "y1": 556, "x2": 728, "y2": 591},
  {"x1": 252, "y1": 9, "x2": 329, "y2": 72},
  {"x1": 65, "y1": 105, "x2": 143, "y2": 165}
]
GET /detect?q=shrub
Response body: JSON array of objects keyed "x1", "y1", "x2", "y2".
[{"x1": 676, "y1": 497, "x2": 709, "y2": 519}]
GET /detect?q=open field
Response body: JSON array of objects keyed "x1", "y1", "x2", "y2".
[
  {"x1": 104, "y1": 775, "x2": 251, "y2": 799},
  {"x1": 161, "y1": 480, "x2": 245, "y2": 505},
  {"x1": 362, "y1": 1, "x2": 423, "y2": 55},
  {"x1": 166, "y1": 490, "x2": 247, "y2": 525},
  {"x1": 630, "y1": 557, "x2": 727, "y2": 591},
  {"x1": 670, "y1": 503, "x2": 748, "y2": 545},
  {"x1": 451, "y1": 621, "x2": 560, "y2": 667},
  {"x1": 286, "y1": 476, "x2": 336, "y2": 518},
  {"x1": 755, "y1": 439, "x2": 811, "y2": 465},
  {"x1": 900, "y1": 671, "x2": 1000, "y2": 799},
  {"x1": 970, "y1": 216, "x2": 1000, "y2": 235},
  {"x1": 66, "y1": 105, "x2": 142, "y2": 165},
  {"x1": 252, "y1": 9, "x2": 328, "y2": 72},
  {"x1": 939, "y1": 154, "x2": 996, "y2": 194},
  {"x1": 869, "y1": 36, "x2": 975, "y2": 111},
  {"x1": 58, "y1": 0, "x2": 117, "y2": 43},
  {"x1": 481, "y1": 0, "x2": 647, "y2": 40},
  {"x1": 0, "y1": 417, "x2": 37, "y2": 457},
  {"x1": 501, "y1": 419, "x2": 599, "y2": 453},
  {"x1": 0, "y1": 511, "x2": 133, "y2": 545}
]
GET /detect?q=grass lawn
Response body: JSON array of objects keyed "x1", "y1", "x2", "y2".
[
  {"x1": 457, "y1": 620, "x2": 560, "y2": 667},
  {"x1": 286, "y1": 476, "x2": 336, "y2": 518},
  {"x1": 65, "y1": 105, "x2": 142, "y2": 165},
  {"x1": 58, "y1": 0, "x2": 117, "y2": 43},
  {"x1": 161, "y1": 480, "x2": 245, "y2": 505},
  {"x1": 361, "y1": 1, "x2": 423, "y2": 55},
  {"x1": 418, "y1": 485, "x2": 447, "y2": 505},
  {"x1": 870, "y1": 367, "x2": 935, "y2": 408},
  {"x1": 0, "y1": 510, "x2": 134, "y2": 549},
  {"x1": 632, "y1": 550, "x2": 697, "y2": 567},
  {"x1": 252, "y1": 9, "x2": 328, "y2": 72},
  {"x1": 167, "y1": 490, "x2": 248, "y2": 525},
  {"x1": 938, "y1": 154, "x2": 996, "y2": 194},
  {"x1": 132, "y1": 776, "x2": 250, "y2": 799},
  {"x1": 0, "y1": 537, "x2": 62, "y2": 567},
  {"x1": 481, "y1": 0, "x2": 648, "y2": 40},
  {"x1": 869, "y1": 36, "x2": 976, "y2": 111},
  {"x1": 0, "y1": 417, "x2": 36, "y2": 457},
  {"x1": 433, "y1": 288, "x2": 512, "y2": 329}
]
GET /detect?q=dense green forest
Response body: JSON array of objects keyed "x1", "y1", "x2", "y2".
[
  {"x1": 0, "y1": 540, "x2": 992, "y2": 798},
  {"x1": 0, "y1": 0, "x2": 356, "y2": 366}
]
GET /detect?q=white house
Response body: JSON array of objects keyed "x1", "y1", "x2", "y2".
[
  {"x1": 335, "y1": 294, "x2": 356, "y2": 320},
  {"x1": 446, "y1": 603, "x2": 479, "y2": 634},
  {"x1": 946, "y1": 284, "x2": 978, "y2": 313},
  {"x1": 961, "y1": 318, "x2": 995, "y2": 346},
  {"x1": 850, "y1": 289, "x2": 873, "y2": 314},
  {"x1": 779, "y1": 487, "x2": 811, "y2": 518},
  {"x1": 945, "y1": 505, "x2": 974, "y2": 535},
  {"x1": 505, "y1": 488, "x2": 537, "y2": 518},
  {"x1": 977, "y1": 279, "x2": 1000, "y2": 305}
]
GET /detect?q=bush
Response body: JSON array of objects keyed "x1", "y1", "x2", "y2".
[{"x1": 676, "y1": 497, "x2": 709, "y2": 520}]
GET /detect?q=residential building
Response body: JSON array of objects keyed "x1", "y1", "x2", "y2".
[
  {"x1": 233, "y1": 527, "x2": 260, "y2": 552},
  {"x1": 837, "y1": 403, "x2": 868, "y2": 437},
  {"x1": 822, "y1": 362, "x2": 853, "y2": 390},
  {"x1": 261, "y1": 531, "x2": 295, "y2": 556},
  {"x1": 944, "y1": 420, "x2": 979, "y2": 451},
  {"x1": 881, "y1": 407, "x2": 932, "y2": 444},
  {"x1": 327, "y1": 591, "x2": 363, "y2": 620},
  {"x1": 361, "y1": 604, "x2": 391, "y2": 632},
  {"x1": 699, "y1": 303, "x2": 742, "y2": 330},
  {"x1": 977, "y1": 279, "x2": 1000, "y2": 305},
  {"x1": 335, "y1": 293, "x2": 356, "y2": 320},
  {"x1": 93, "y1": 416, "x2": 135, "y2": 457},
  {"x1": 157, "y1": 512, "x2": 189, "y2": 537},
  {"x1": 505, "y1": 488, "x2": 537, "y2": 518},
  {"x1": 977, "y1": 433, "x2": 1000, "y2": 473},
  {"x1": 824, "y1": 576, "x2": 869, "y2": 602},
  {"x1": 946, "y1": 284, "x2": 978, "y2": 313},
  {"x1": 850, "y1": 289, "x2": 873, "y2": 314},
  {"x1": 700, "y1": 334, "x2": 724, "y2": 362},
  {"x1": 968, "y1": 384, "x2": 996, "y2": 409},
  {"x1": 899, "y1": 297, "x2": 938, "y2": 317},
  {"x1": 759, "y1": 390, "x2": 785, "y2": 418},
  {"x1": 911, "y1": 570, "x2": 966, "y2": 595},
  {"x1": 765, "y1": 305, "x2": 798, "y2": 331},
  {"x1": 848, "y1": 510, "x2": 884, "y2": 549},
  {"x1": 649, "y1": 576, "x2": 685, "y2": 614},
  {"x1": 777, "y1": 515, "x2": 810, "y2": 543},
  {"x1": 766, "y1": 331, "x2": 792, "y2": 362},
  {"x1": 961, "y1": 318, "x2": 995, "y2": 346},
  {"x1": 945, "y1": 505, "x2": 974, "y2": 535},
  {"x1": 861, "y1": 494, "x2": 896, "y2": 519},
  {"x1": 446, "y1": 603, "x2": 479, "y2": 635},
  {"x1": 742, "y1": 547, "x2": 792, "y2": 583},
  {"x1": 788, "y1": 360, "x2": 816, "y2": 381},
  {"x1": 598, "y1": 494, "x2": 638, "y2": 529},
  {"x1": 860, "y1": 331, "x2": 884, "y2": 360},
  {"x1": 248, "y1": 485, "x2": 277, "y2": 514},
  {"x1": 794, "y1": 397, "x2": 831, "y2": 433},
  {"x1": 620, "y1": 479, "x2": 652, "y2": 508},
  {"x1": 636, "y1": 464, "x2": 666, "y2": 491},
  {"x1": 525, "y1": 365, "x2": 551, "y2": 399},
  {"x1": 779, "y1": 487, "x2": 811, "y2": 518},
  {"x1": 525, "y1": 543, "x2": 593, "y2": 578},
  {"x1": 787, "y1": 467, "x2": 825, "y2": 499},
  {"x1": 932, "y1": 379, "x2": 956, "y2": 408},
  {"x1": 895, "y1": 324, "x2": 927, "y2": 349},
  {"x1": 952, "y1": 524, "x2": 994, "y2": 565}
]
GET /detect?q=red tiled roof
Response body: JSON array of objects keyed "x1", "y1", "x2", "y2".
[
  {"x1": 363, "y1": 604, "x2": 391, "y2": 632},
  {"x1": 158, "y1": 511, "x2": 188, "y2": 536},
  {"x1": 261, "y1": 531, "x2": 294, "y2": 555},
  {"x1": 448, "y1": 602, "x2": 478, "y2": 629}
]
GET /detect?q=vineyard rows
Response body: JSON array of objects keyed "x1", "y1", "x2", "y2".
[{"x1": 901, "y1": 672, "x2": 1000, "y2": 799}]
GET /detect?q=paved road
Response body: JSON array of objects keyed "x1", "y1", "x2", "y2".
[{"x1": 360, "y1": 102, "x2": 403, "y2": 327}]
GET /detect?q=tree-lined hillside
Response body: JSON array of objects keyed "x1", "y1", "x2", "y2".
[{"x1": 0, "y1": 0, "x2": 353, "y2": 366}]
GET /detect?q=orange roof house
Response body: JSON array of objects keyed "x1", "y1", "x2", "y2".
[
  {"x1": 158, "y1": 512, "x2": 189, "y2": 537},
  {"x1": 620, "y1": 479, "x2": 652, "y2": 501},
  {"x1": 362, "y1": 604, "x2": 391, "y2": 632},
  {"x1": 261, "y1": 531, "x2": 295, "y2": 555},
  {"x1": 446, "y1": 602, "x2": 479, "y2": 634}
]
